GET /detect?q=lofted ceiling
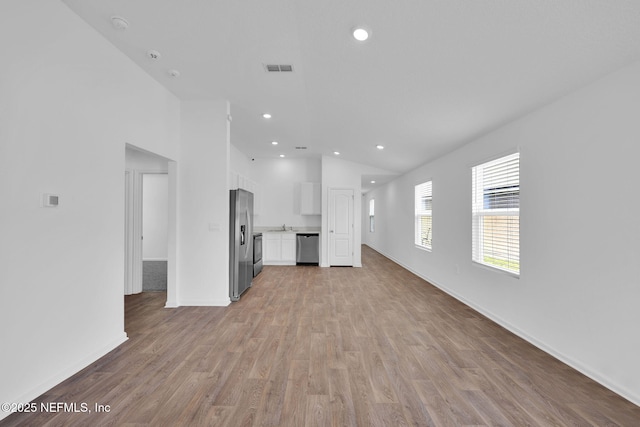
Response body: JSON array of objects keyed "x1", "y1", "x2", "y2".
[{"x1": 62, "y1": 0, "x2": 640, "y2": 189}]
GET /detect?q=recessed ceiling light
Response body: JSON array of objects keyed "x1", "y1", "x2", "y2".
[
  {"x1": 110, "y1": 16, "x2": 129, "y2": 31},
  {"x1": 271, "y1": 141, "x2": 278, "y2": 145},
  {"x1": 371, "y1": 180, "x2": 376, "y2": 184},
  {"x1": 376, "y1": 145, "x2": 384, "y2": 150},
  {"x1": 334, "y1": 151, "x2": 340, "y2": 155},
  {"x1": 262, "y1": 113, "x2": 272, "y2": 119},
  {"x1": 279, "y1": 154, "x2": 285, "y2": 158},
  {"x1": 352, "y1": 27, "x2": 370, "y2": 42}
]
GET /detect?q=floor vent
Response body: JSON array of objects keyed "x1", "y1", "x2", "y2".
[{"x1": 265, "y1": 64, "x2": 294, "y2": 72}]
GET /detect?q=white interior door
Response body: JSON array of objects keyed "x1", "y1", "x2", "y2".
[{"x1": 329, "y1": 188, "x2": 354, "y2": 266}]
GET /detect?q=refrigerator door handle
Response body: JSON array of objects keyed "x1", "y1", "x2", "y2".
[
  {"x1": 240, "y1": 225, "x2": 245, "y2": 245},
  {"x1": 243, "y1": 209, "x2": 252, "y2": 257}
]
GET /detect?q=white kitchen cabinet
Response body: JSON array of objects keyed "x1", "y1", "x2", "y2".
[
  {"x1": 263, "y1": 232, "x2": 296, "y2": 265},
  {"x1": 229, "y1": 171, "x2": 239, "y2": 190},
  {"x1": 281, "y1": 233, "x2": 296, "y2": 262},
  {"x1": 230, "y1": 171, "x2": 261, "y2": 216},
  {"x1": 263, "y1": 234, "x2": 281, "y2": 263},
  {"x1": 300, "y1": 182, "x2": 321, "y2": 215}
]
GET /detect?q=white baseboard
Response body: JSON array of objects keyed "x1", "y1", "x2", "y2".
[
  {"x1": 178, "y1": 298, "x2": 231, "y2": 307},
  {"x1": 366, "y1": 245, "x2": 640, "y2": 407},
  {"x1": 0, "y1": 333, "x2": 128, "y2": 422},
  {"x1": 263, "y1": 261, "x2": 296, "y2": 266},
  {"x1": 164, "y1": 300, "x2": 179, "y2": 308}
]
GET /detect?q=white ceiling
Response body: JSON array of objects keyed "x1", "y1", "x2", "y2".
[{"x1": 62, "y1": 0, "x2": 640, "y2": 183}]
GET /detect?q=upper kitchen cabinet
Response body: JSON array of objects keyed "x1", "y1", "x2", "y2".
[
  {"x1": 300, "y1": 182, "x2": 321, "y2": 215},
  {"x1": 230, "y1": 171, "x2": 261, "y2": 216}
]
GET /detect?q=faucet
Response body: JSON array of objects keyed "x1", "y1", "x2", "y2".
[{"x1": 281, "y1": 224, "x2": 286, "y2": 231}]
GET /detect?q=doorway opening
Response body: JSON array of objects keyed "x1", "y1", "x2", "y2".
[
  {"x1": 141, "y1": 173, "x2": 168, "y2": 292},
  {"x1": 124, "y1": 145, "x2": 176, "y2": 311}
]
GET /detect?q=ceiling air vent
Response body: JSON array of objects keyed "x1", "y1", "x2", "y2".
[
  {"x1": 295, "y1": 146, "x2": 307, "y2": 150},
  {"x1": 265, "y1": 64, "x2": 294, "y2": 72}
]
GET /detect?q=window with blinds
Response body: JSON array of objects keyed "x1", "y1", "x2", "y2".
[
  {"x1": 415, "y1": 181, "x2": 432, "y2": 250},
  {"x1": 472, "y1": 152, "x2": 520, "y2": 275},
  {"x1": 369, "y1": 199, "x2": 375, "y2": 232}
]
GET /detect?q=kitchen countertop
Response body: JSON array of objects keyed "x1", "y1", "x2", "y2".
[{"x1": 255, "y1": 226, "x2": 320, "y2": 234}]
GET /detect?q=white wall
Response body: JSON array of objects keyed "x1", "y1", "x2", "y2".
[
  {"x1": 364, "y1": 61, "x2": 640, "y2": 405},
  {"x1": 230, "y1": 144, "x2": 253, "y2": 179},
  {"x1": 125, "y1": 146, "x2": 170, "y2": 172},
  {"x1": 248, "y1": 158, "x2": 322, "y2": 228},
  {"x1": 143, "y1": 174, "x2": 169, "y2": 260},
  {"x1": 177, "y1": 100, "x2": 231, "y2": 306},
  {"x1": 0, "y1": 0, "x2": 181, "y2": 417}
]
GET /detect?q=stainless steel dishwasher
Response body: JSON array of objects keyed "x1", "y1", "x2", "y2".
[{"x1": 296, "y1": 233, "x2": 319, "y2": 265}]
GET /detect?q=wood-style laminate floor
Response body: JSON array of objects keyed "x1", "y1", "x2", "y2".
[{"x1": 4, "y1": 245, "x2": 639, "y2": 426}]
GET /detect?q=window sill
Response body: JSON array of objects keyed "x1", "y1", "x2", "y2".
[
  {"x1": 415, "y1": 244, "x2": 432, "y2": 253},
  {"x1": 472, "y1": 261, "x2": 519, "y2": 279}
]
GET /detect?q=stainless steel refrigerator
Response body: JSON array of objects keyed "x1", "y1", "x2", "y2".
[{"x1": 229, "y1": 189, "x2": 254, "y2": 301}]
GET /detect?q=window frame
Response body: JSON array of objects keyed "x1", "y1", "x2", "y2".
[
  {"x1": 471, "y1": 152, "x2": 520, "y2": 277},
  {"x1": 369, "y1": 198, "x2": 375, "y2": 233},
  {"x1": 414, "y1": 180, "x2": 433, "y2": 251}
]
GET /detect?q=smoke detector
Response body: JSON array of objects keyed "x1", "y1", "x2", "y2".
[
  {"x1": 110, "y1": 16, "x2": 129, "y2": 31},
  {"x1": 147, "y1": 50, "x2": 162, "y2": 61}
]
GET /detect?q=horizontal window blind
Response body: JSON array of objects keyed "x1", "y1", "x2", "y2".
[
  {"x1": 415, "y1": 181, "x2": 432, "y2": 250},
  {"x1": 369, "y1": 199, "x2": 375, "y2": 232},
  {"x1": 472, "y1": 153, "x2": 520, "y2": 274}
]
